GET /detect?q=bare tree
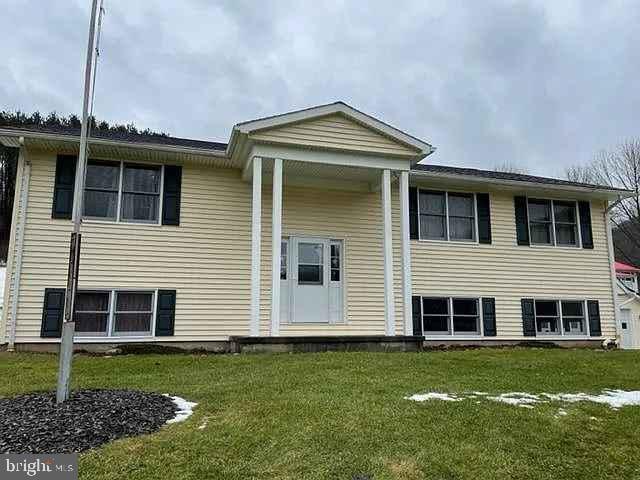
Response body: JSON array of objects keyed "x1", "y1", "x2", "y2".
[
  {"x1": 493, "y1": 161, "x2": 529, "y2": 174},
  {"x1": 567, "y1": 139, "x2": 640, "y2": 265}
]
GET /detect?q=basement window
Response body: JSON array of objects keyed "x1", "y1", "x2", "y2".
[
  {"x1": 422, "y1": 297, "x2": 481, "y2": 335},
  {"x1": 74, "y1": 290, "x2": 155, "y2": 338}
]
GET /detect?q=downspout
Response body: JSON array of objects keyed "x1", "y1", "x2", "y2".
[
  {"x1": 7, "y1": 141, "x2": 30, "y2": 351},
  {"x1": 604, "y1": 196, "x2": 623, "y2": 346}
]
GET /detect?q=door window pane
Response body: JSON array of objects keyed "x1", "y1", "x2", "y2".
[
  {"x1": 74, "y1": 292, "x2": 110, "y2": 335},
  {"x1": 280, "y1": 241, "x2": 288, "y2": 280},
  {"x1": 121, "y1": 164, "x2": 161, "y2": 222},
  {"x1": 298, "y1": 265, "x2": 323, "y2": 284},
  {"x1": 298, "y1": 243, "x2": 323, "y2": 264},
  {"x1": 330, "y1": 243, "x2": 341, "y2": 282},
  {"x1": 113, "y1": 292, "x2": 153, "y2": 335}
]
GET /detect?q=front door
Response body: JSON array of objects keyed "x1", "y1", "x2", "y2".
[
  {"x1": 620, "y1": 308, "x2": 634, "y2": 349},
  {"x1": 291, "y1": 237, "x2": 330, "y2": 323}
]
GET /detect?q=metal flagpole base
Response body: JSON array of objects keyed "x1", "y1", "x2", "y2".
[{"x1": 56, "y1": 321, "x2": 75, "y2": 404}]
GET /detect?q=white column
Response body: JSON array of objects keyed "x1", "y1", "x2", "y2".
[
  {"x1": 250, "y1": 157, "x2": 262, "y2": 336},
  {"x1": 399, "y1": 171, "x2": 413, "y2": 336},
  {"x1": 381, "y1": 169, "x2": 396, "y2": 336},
  {"x1": 270, "y1": 158, "x2": 283, "y2": 336}
]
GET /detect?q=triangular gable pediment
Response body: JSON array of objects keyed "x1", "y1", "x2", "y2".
[{"x1": 234, "y1": 102, "x2": 433, "y2": 158}]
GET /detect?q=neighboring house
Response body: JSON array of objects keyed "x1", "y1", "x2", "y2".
[
  {"x1": 0, "y1": 102, "x2": 633, "y2": 352},
  {"x1": 616, "y1": 261, "x2": 640, "y2": 349}
]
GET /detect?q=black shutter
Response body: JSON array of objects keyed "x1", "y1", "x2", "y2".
[
  {"x1": 52, "y1": 155, "x2": 77, "y2": 219},
  {"x1": 409, "y1": 187, "x2": 419, "y2": 240},
  {"x1": 587, "y1": 300, "x2": 602, "y2": 336},
  {"x1": 521, "y1": 298, "x2": 536, "y2": 336},
  {"x1": 579, "y1": 201, "x2": 594, "y2": 249},
  {"x1": 162, "y1": 165, "x2": 182, "y2": 226},
  {"x1": 41, "y1": 288, "x2": 65, "y2": 338},
  {"x1": 155, "y1": 290, "x2": 177, "y2": 336},
  {"x1": 514, "y1": 196, "x2": 530, "y2": 246},
  {"x1": 476, "y1": 193, "x2": 492, "y2": 244},
  {"x1": 412, "y1": 295, "x2": 422, "y2": 336},
  {"x1": 482, "y1": 298, "x2": 497, "y2": 336}
]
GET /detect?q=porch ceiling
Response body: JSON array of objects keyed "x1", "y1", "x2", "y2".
[{"x1": 261, "y1": 158, "x2": 387, "y2": 192}]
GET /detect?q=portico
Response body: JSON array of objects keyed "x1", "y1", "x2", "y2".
[{"x1": 230, "y1": 102, "x2": 434, "y2": 337}]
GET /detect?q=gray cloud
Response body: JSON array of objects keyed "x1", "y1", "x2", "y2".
[{"x1": 1, "y1": 0, "x2": 639, "y2": 177}]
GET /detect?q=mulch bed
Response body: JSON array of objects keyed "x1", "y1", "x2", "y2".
[{"x1": 0, "y1": 389, "x2": 178, "y2": 453}]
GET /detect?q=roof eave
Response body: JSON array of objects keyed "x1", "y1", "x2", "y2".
[
  {"x1": 0, "y1": 128, "x2": 228, "y2": 158},
  {"x1": 409, "y1": 169, "x2": 634, "y2": 200}
]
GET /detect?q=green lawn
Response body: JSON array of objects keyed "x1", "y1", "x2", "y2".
[{"x1": 2, "y1": 348, "x2": 640, "y2": 479}]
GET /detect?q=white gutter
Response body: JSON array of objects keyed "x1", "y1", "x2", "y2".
[{"x1": 7, "y1": 142, "x2": 30, "y2": 351}]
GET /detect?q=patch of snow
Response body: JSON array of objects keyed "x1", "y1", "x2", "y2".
[
  {"x1": 197, "y1": 420, "x2": 208, "y2": 430},
  {"x1": 164, "y1": 394, "x2": 198, "y2": 424},
  {"x1": 404, "y1": 389, "x2": 640, "y2": 410},
  {"x1": 404, "y1": 392, "x2": 462, "y2": 402},
  {"x1": 555, "y1": 408, "x2": 568, "y2": 418},
  {"x1": 542, "y1": 390, "x2": 640, "y2": 410},
  {"x1": 487, "y1": 392, "x2": 541, "y2": 406}
]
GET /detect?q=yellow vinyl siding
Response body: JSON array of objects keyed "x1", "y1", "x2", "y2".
[
  {"x1": 258, "y1": 184, "x2": 404, "y2": 336},
  {"x1": 249, "y1": 114, "x2": 420, "y2": 157},
  {"x1": 10, "y1": 150, "x2": 253, "y2": 342},
  {"x1": 411, "y1": 189, "x2": 616, "y2": 338}
]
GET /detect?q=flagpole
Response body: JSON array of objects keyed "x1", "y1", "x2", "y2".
[{"x1": 56, "y1": 0, "x2": 100, "y2": 404}]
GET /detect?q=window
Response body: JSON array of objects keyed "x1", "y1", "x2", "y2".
[
  {"x1": 534, "y1": 300, "x2": 559, "y2": 334},
  {"x1": 330, "y1": 243, "x2": 341, "y2": 282},
  {"x1": 113, "y1": 292, "x2": 153, "y2": 336},
  {"x1": 418, "y1": 190, "x2": 476, "y2": 241},
  {"x1": 121, "y1": 164, "x2": 161, "y2": 222},
  {"x1": 280, "y1": 240, "x2": 288, "y2": 280},
  {"x1": 422, "y1": 297, "x2": 481, "y2": 335},
  {"x1": 84, "y1": 161, "x2": 120, "y2": 220},
  {"x1": 561, "y1": 301, "x2": 586, "y2": 334},
  {"x1": 533, "y1": 299, "x2": 588, "y2": 336},
  {"x1": 527, "y1": 198, "x2": 579, "y2": 247},
  {"x1": 298, "y1": 242, "x2": 323, "y2": 285},
  {"x1": 83, "y1": 160, "x2": 163, "y2": 224},
  {"x1": 74, "y1": 291, "x2": 110, "y2": 336},
  {"x1": 73, "y1": 290, "x2": 155, "y2": 337}
]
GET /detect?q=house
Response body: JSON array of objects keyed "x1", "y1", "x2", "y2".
[
  {"x1": 0, "y1": 102, "x2": 632, "y2": 352},
  {"x1": 616, "y1": 261, "x2": 640, "y2": 349}
]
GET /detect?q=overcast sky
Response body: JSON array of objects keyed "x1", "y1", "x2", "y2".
[{"x1": 1, "y1": 1, "x2": 639, "y2": 176}]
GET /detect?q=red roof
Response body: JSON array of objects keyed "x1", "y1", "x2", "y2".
[{"x1": 615, "y1": 261, "x2": 640, "y2": 273}]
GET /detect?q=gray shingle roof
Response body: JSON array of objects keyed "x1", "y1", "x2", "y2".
[
  {"x1": 411, "y1": 163, "x2": 630, "y2": 192},
  {"x1": 0, "y1": 125, "x2": 228, "y2": 151}
]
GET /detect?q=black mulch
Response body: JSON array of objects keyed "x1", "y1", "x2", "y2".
[{"x1": 0, "y1": 389, "x2": 178, "y2": 454}]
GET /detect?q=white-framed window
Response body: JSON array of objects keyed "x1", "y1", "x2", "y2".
[
  {"x1": 74, "y1": 290, "x2": 156, "y2": 338},
  {"x1": 421, "y1": 297, "x2": 481, "y2": 335},
  {"x1": 297, "y1": 242, "x2": 324, "y2": 285},
  {"x1": 84, "y1": 160, "x2": 164, "y2": 224},
  {"x1": 533, "y1": 299, "x2": 588, "y2": 336},
  {"x1": 330, "y1": 241, "x2": 341, "y2": 282},
  {"x1": 527, "y1": 198, "x2": 580, "y2": 247},
  {"x1": 418, "y1": 190, "x2": 477, "y2": 241},
  {"x1": 280, "y1": 240, "x2": 288, "y2": 280}
]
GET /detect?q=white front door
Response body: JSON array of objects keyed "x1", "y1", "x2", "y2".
[
  {"x1": 620, "y1": 308, "x2": 634, "y2": 349},
  {"x1": 291, "y1": 237, "x2": 330, "y2": 323}
]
